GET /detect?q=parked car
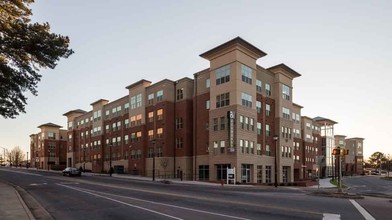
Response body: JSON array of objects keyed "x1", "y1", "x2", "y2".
[{"x1": 62, "y1": 167, "x2": 81, "y2": 177}]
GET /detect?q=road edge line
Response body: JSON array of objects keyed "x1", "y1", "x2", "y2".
[{"x1": 349, "y1": 199, "x2": 375, "y2": 220}]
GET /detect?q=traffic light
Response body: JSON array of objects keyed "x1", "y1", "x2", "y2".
[
  {"x1": 341, "y1": 149, "x2": 349, "y2": 156},
  {"x1": 332, "y1": 148, "x2": 340, "y2": 155}
]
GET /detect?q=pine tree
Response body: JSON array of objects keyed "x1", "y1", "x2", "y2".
[{"x1": 0, "y1": 0, "x2": 74, "y2": 118}]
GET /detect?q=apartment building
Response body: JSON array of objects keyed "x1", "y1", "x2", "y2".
[
  {"x1": 30, "y1": 123, "x2": 67, "y2": 170},
  {"x1": 345, "y1": 137, "x2": 365, "y2": 175},
  {"x1": 29, "y1": 36, "x2": 367, "y2": 184}
]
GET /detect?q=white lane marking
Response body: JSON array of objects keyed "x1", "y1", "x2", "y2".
[
  {"x1": 0, "y1": 169, "x2": 42, "y2": 176},
  {"x1": 58, "y1": 184, "x2": 250, "y2": 220},
  {"x1": 349, "y1": 199, "x2": 375, "y2": 220},
  {"x1": 58, "y1": 183, "x2": 182, "y2": 220},
  {"x1": 323, "y1": 213, "x2": 340, "y2": 220}
]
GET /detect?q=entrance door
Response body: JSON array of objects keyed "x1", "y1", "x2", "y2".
[{"x1": 241, "y1": 164, "x2": 251, "y2": 183}]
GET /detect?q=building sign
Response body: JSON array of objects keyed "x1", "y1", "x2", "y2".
[
  {"x1": 226, "y1": 167, "x2": 236, "y2": 184},
  {"x1": 227, "y1": 111, "x2": 235, "y2": 152}
]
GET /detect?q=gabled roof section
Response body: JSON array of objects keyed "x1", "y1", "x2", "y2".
[
  {"x1": 125, "y1": 79, "x2": 152, "y2": 90},
  {"x1": 63, "y1": 109, "x2": 86, "y2": 116},
  {"x1": 314, "y1": 116, "x2": 337, "y2": 125},
  {"x1": 268, "y1": 63, "x2": 301, "y2": 78},
  {"x1": 199, "y1": 37, "x2": 267, "y2": 60},
  {"x1": 90, "y1": 99, "x2": 109, "y2": 106},
  {"x1": 38, "y1": 123, "x2": 62, "y2": 129}
]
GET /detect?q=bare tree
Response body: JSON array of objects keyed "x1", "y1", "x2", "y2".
[{"x1": 7, "y1": 146, "x2": 25, "y2": 166}]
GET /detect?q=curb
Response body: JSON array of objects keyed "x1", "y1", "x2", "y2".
[
  {"x1": 14, "y1": 187, "x2": 35, "y2": 220},
  {"x1": 309, "y1": 191, "x2": 364, "y2": 199}
]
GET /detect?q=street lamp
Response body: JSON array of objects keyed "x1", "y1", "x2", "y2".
[
  {"x1": 273, "y1": 135, "x2": 279, "y2": 188},
  {"x1": 47, "y1": 149, "x2": 50, "y2": 171},
  {"x1": 83, "y1": 148, "x2": 86, "y2": 173},
  {"x1": 109, "y1": 143, "x2": 113, "y2": 177},
  {"x1": 27, "y1": 151, "x2": 29, "y2": 169}
]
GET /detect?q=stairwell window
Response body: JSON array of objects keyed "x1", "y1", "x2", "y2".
[
  {"x1": 216, "y1": 64, "x2": 230, "y2": 85},
  {"x1": 241, "y1": 92, "x2": 252, "y2": 108},
  {"x1": 241, "y1": 64, "x2": 252, "y2": 84},
  {"x1": 266, "y1": 104, "x2": 271, "y2": 116},
  {"x1": 216, "y1": 93, "x2": 230, "y2": 108},
  {"x1": 282, "y1": 84, "x2": 290, "y2": 100}
]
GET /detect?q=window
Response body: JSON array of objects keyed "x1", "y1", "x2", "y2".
[
  {"x1": 148, "y1": 93, "x2": 154, "y2": 104},
  {"x1": 206, "y1": 79, "x2": 210, "y2": 88},
  {"x1": 48, "y1": 132, "x2": 56, "y2": 140},
  {"x1": 136, "y1": 94, "x2": 142, "y2": 108},
  {"x1": 213, "y1": 118, "x2": 218, "y2": 131},
  {"x1": 216, "y1": 93, "x2": 230, "y2": 108},
  {"x1": 124, "y1": 135, "x2": 129, "y2": 144},
  {"x1": 240, "y1": 115, "x2": 244, "y2": 129},
  {"x1": 266, "y1": 124, "x2": 271, "y2": 136},
  {"x1": 240, "y1": 139, "x2": 244, "y2": 153},
  {"x1": 148, "y1": 111, "x2": 154, "y2": 123},
  {"x1": 220, "y1": 116, "x2": 225, "y2": 130},
  {"x1": 156, "y1": 90, "x2": 163, "y2": 101},
  {"x1": 257, "y1": 122, "x2": 262, "y2": 135},
  {"x1": 250, "y1": 141, "x2": 254, "y2": 154},
  {"x1": 256, "y1": 80, "x2": 262, "y2": 92},
  {"x1": 266, "y1": 145, "x2": 271, "y2": 156},
  {"x1": 213, "y1": 141, "x2": 218, "y2": 155},
  {"x1": 124, "y1": 119, "x2": 129, "y2": 128},
  {"x1": 256, "y1": 101, "x2": 262, "y2": 113},
  {"x1": 241, "y1": 64, "x2": 252, "y2": 84},
  {"x1": 220, "y1": 140, "x2": 225, "y2": 153},
  {"x1": 265, "y1": 83, "x2": 271, "y2": 96},
  {"x1": 206, "y1": 100, "x2": 210, "y2": 109},
  {"x1": 250, "y1": 118, "x2": 254, "y2": 131},
  {"x1": 241, "y1": 92, "x2": 252, "y2": 108},
  {"x1": 157, "y1": 109, "x2": 163, "y2": 120},
  {"x1": 266, "y1": 104, "x2": 271, "y2": 116},
  {"x1": 136, "y1": 114, "x2": 142, "y2": 125},
  {"x1": 136, "y1": 149, "x2": 142, "y2": 159},
  {"x1": 216, "y1": 64, "x2": 230, "y2": 85},
  {"x1": 176, "y1": 88, "x2": 184, "y2": 100},
  {"x1": 130, "y1": 116, "x2": 136, "y2": 127},
  {"x1": 130, "y1": 96, "x2": 136, "y2": 109},
  {"x1": 176, "y1": 118, "x2": 183, "y2": 129},
  {"x1": 265, "y1": 166, "x2": 272, "y2": 183},
  {"x1": 137, "y1": 132, "x2": 142, "y2": 142},
  {"x1": 124, "y1": 103, "x2": 129, "y2": 112},
  {"x1": 199, "y1": 165, "x2": 209, "y2": 181},
  {"x1": 157, "y1": 128, "x2": 163, "y2": 138},
  {"x1": 148, "y1": 130, "x2": 154, "y2": 140},
  {"x1": 176, "y1": 137, "x2": 183, "y2": 149},
  {"x1": 257, "y1": 165, "x2": 263, "y2": 183},
  {"x1": 282, "y1": 107, "x2": 290, "y2": 119},
  {"x1": 282, "y1": 84, "x2": 290, "y2": 100},
  {"x1": 245, "y1": 140, "x2": 249, "y2": 153},
  {"x1": 257, "y1": 144, "x2": 262, "y2": 155}
]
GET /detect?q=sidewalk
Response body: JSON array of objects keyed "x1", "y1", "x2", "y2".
[
  {"x1": 308, "y1": 178, "x2": 336, "y2": 189},
  {"x1": 0, "y1": 181, "x2": 34, "y2": 220}
]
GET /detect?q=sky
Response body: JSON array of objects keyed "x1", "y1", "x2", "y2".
[{"x1": 1, "y1": 0, "x2": 391, "y2": 159}]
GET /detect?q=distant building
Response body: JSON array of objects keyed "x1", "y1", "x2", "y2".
[
  {"x1": 30, "y1": 123, "x2": 67, "y2": 170},
  {"x1": 314, "y1": 117, "x2": 337, "y2": 178},
  {"x1": 345, "y1": 138, "x2": 365, "y2": 175}
]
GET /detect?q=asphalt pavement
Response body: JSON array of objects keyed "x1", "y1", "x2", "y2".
[{"x1": 0, "y1": 167, "x2": 336, "y2": 220}]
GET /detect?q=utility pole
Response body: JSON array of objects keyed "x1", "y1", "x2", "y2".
[{"x1": 27, "y1": 151, "x2": 29, "y2": 168}]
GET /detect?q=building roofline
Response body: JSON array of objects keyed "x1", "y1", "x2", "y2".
[
  {"x1": 125, "y1": 79, "x2": 152, "y2": 90},
  {"x1": 199, "y1": 37, "x2": 267, "y2": 60},
  {"x1": 193, "y1": 68, "x2": 210, "y2": 77},
  {"x1": 90, "y1": 99, "x2": 109, "y2": 106},
  {"x1": 37, "y1": 123, "x2": 62, "y2": 129},
  {"x1": 267, "y1": 63, "x2": 301, "y2": 78},
  {"x1": 334, "y1": 135, "x2": 347, "y2": 138},
  {"x1": 293, "y1": 103, "x2": 303, "y2": 108},
  {"x1": 63, "y1": 109, "x2": 86, "y2": 116},
  {"x1": 314, "y1": 116, "x2": 338, "y2": 125},
  {"x1": 346, "y1": 137, "x2": 365, "y2": 140}
]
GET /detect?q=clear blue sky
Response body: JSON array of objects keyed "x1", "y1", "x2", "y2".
[{"x1": 1, "y1": 0, "x2": 391, "y2": 159}]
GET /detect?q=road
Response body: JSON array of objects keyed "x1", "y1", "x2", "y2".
[
  {"x1": 343, "y1": 175, "x2": 392, "y2": 220},
  {"x1": 0, "y1": 167, "x2": 387, "y2": 220}
]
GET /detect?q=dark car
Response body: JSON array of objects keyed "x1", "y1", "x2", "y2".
[{"x1": 62, "y1": 167, "x2": 81, "y2": 177}]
